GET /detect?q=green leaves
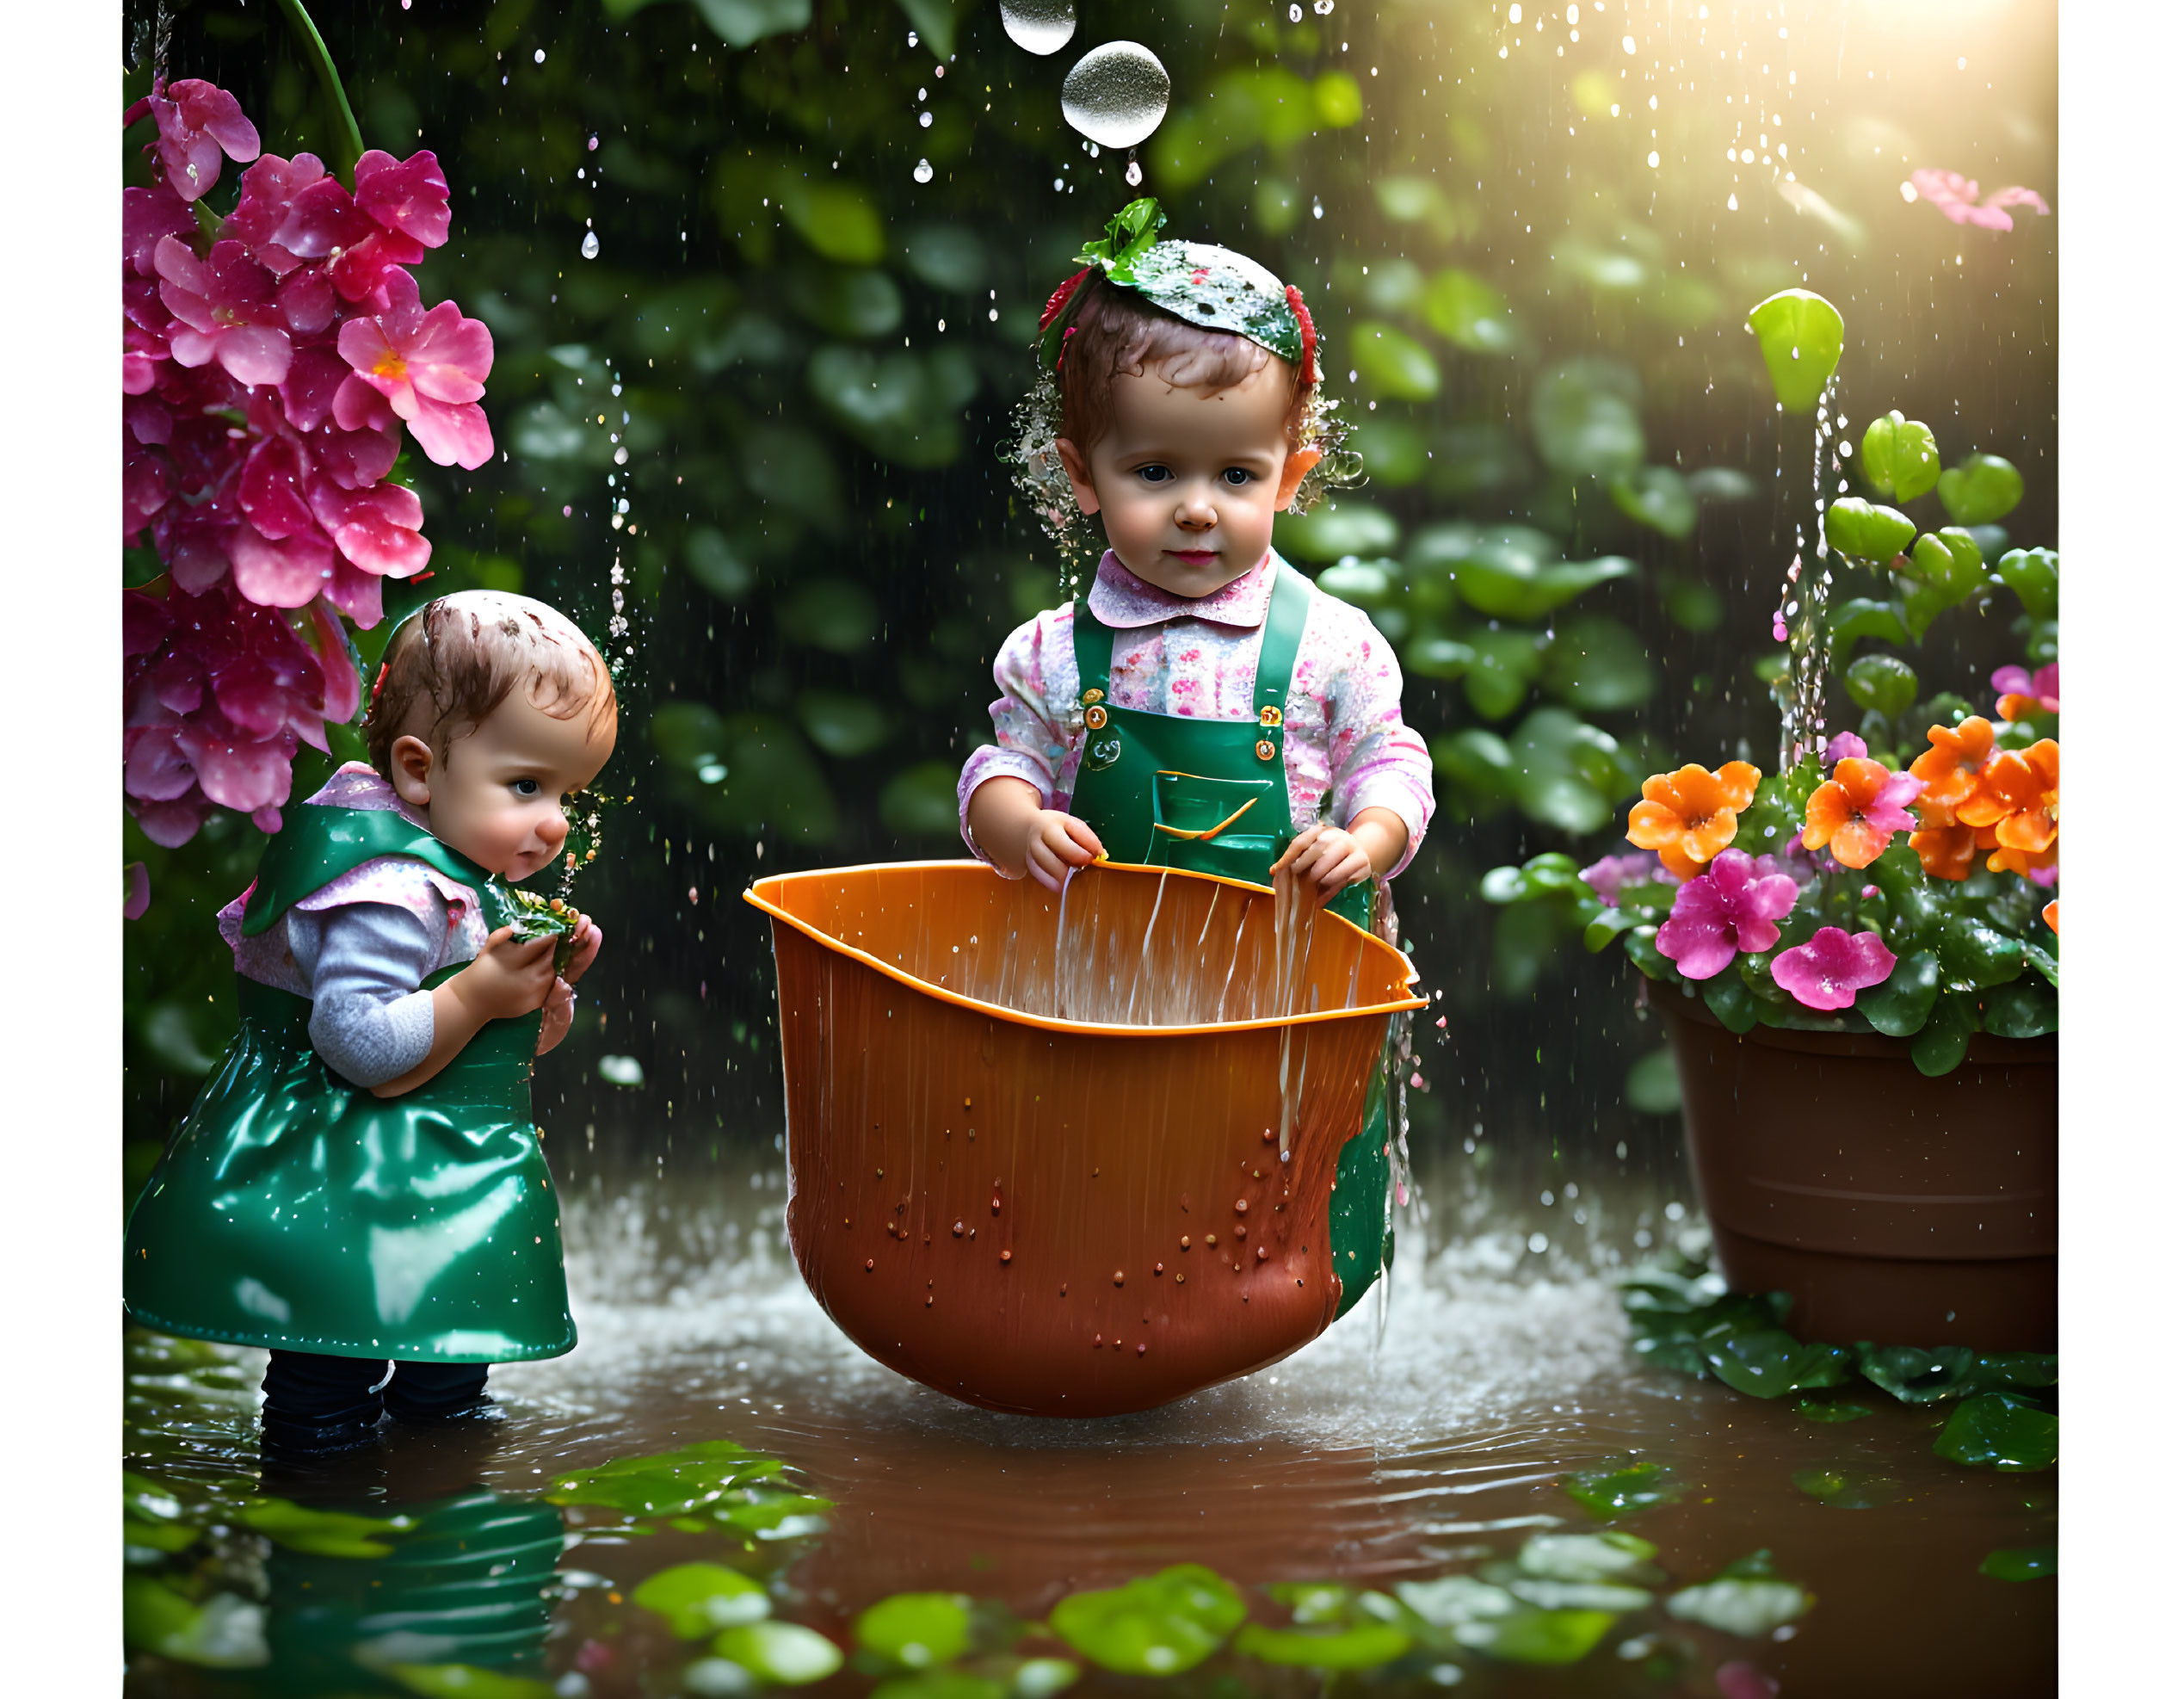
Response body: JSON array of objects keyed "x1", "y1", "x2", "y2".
[
  {"x1": 1420, "y1": 266, "x2": 1519, "y2": 353},
  {"x1": 691, "y1": 0, "x2": 814, "y2": 51},
  {"x1": 808, "y1": 345, "x2": 978, "y2": 467},
  {"x1": 1664, "y1": 1553, "x2": 1812, "y2": 1637},
  {"x1": 1791, "y1": 1467, "x2": 1903, "y2": 1510},
  {"x1": 711, "y1": 1620, "x2": 845, "y2": 1684},
  {"x1": 1997, "y1": 547, "x2": 2058, "y2": 620},
  {"x1": 1350, "y1": 321, "x2": 1441, "y2": 400},
  {"x1": 1702, "y1": 1330, "x2": 1853, "y2": 1399},
  {"x1": 1936, "y1": 453, "x2": 2024, "y2": 525},
  {"x1": 1394, "y1": 1574, "x2": 1620, "y2": 1665},
  {"x1": 1046, "y1": 1566, "x2": 1246, "y2": 1677},
  {"x1": 1439, "y1": 525, "x2": 1635, "y2": 621},
  {"x1": 545, "y1": 1438, "x2": 827, "y2": 1535},
  {"x1": 1900, "y1": 528, "x2": 1988, "y2": 637},
  {"x1": 237, "y1": 1498, "x2": 415, "y2": 1559},
  {"x1": 634, "y1": 1564, "x2": 773, "y2": 1638},
  {"x1": 1539, "y1": 615, "x2": 1656, "y2": 711},
  {"x1": 1610, "y1": 466, "x2": 1697, "y2": 539},
  {"x1": 1844, "y1": 653, "x2": 1918, "y2": 716},
  {"x1": 856, "y1": 1593, "x2": 974, "y2": 1669},
  {"x1": 1274, "y1": 500, "x2": 1399, "y2": 562},
  {"x1": 1823, "y1": 497, "x2": 1916, "y2": 565},
  {"x1": 774, "y1": 176, "x2": 885, "y2": 265},
  {"x1": 1746, "y1": 289, "x2": 1845, "y2": 411},
  {"x1": 1530, "y1": 358, "x2": 1645, "y2": 477},
  {"x1": 1562, "y1": 1460, "x2": 1682, "y2": 1518},
  {"x1": 1860, "y1": 411, "x2": 1940, "y2": 500},
  {"x1": 1934, "y1": 1393, "x2": 2059, "y2": 1472},
  {"x1": 1979, "y1": 1546, "x2": 2057, "y2": 1582},
  {"x1": 1234, "y1": 1587, "x2": 1410, "y2": 1671},
  {"x1": 1857, "y1": 949, "x2": 1940, "y2": 1036}
]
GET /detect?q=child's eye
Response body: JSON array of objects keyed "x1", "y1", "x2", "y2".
[
  {"x1": 1222, "y1": 467, "x2": 1255, "y2": 487},
  {"x1": 1135, "y1": 464, "x2": 1173, "y2": 485},
  {"x1": 511, "y1": 779, "x2": 540, "y2": 796}
]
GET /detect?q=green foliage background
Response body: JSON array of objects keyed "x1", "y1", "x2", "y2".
[{"x1": 124, "y1": 1, "x2": 2058, "y2": 1229}]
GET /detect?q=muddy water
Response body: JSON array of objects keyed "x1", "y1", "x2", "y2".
[{"x1": 124, "y1": 1158, "x2": 2056, "y2": 1698}]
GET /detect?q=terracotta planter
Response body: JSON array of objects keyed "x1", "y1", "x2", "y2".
[
  {"x1": 744, "y1": 861, "x2": 1425, "y2": 1417},
  {"x1": 1650, "y1": 987, "x2": 2057, "y2": 1350}
]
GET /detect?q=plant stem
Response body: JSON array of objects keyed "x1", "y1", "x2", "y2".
[{"x1": 273, "y1": 0, "x2": 363, "y2": 177}]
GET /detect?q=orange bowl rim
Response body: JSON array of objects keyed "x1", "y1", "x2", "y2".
[{"x1": 743, "y1": 858, "x2": 1428, "y2": 1038}]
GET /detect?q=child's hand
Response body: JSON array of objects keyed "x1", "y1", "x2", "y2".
[
  {"x1": 1272, "y1": 823, "x2": 1373, "y2": 905},
  {"x1": 1023, "y1": 809, "x2": 1105, "y2": 893},
  {"x1": 535, "y1": 977, "x2": 575, "y2": 1055},
  {"x1": 561, "y1": 914, "x2": 603, "y2": 985},
  {"x1": 453, "y1": 926, "x2": 560, "y2": 1022}
]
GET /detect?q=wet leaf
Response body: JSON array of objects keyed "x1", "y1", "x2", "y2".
[
  {"x1": 1233, "y1": 1619, "x2": 1411, "y2": 1670},
  {"x1": 1702, "y1": 1330, "x2": 1852, "y2": 1399},
  {"x1": 238, "y1": 1497, "x2": 414, "y2": 1558},
  {"x1": 787, "y1": 266, "x2": 904, "y2": 339},
  {"x1": 1909, "y1": 989, "x2": 1980, "y2": 1077},
  {"x1": 1275, "y1": 500, "x2": 1400, "y2": 562},
  {"x1": 1983, "y1": 977, "x2": 2058, "y2": 1039},
  {"x1": 1611, "y1": 466, "x2": 1697, "y2": 539},
  {"x1": 1662, "y1": 575, "x2": 1725, "y2": 632},
  {"x1": 1936, "y1": 915, "x2": 2024, "y2": 989},
  {"x1": 1451, "y1": 528, "x2": 1634, "y2": 621},
  {"x1": 713, "y1": 1620, "x2": 846, "y2": 1684},
  {"x1": 1462, "y1": 627, "x2": 1544, "y2": 722},
  {"x1": 1822, "y1": 498, "x2": 1916, "y2": 566},
  {"x1": 809, "y1": 345, "x2": 978, "y2": 467},
  {"x1": 1934, "y1": 1393, "x2": 2058, "y2": 1472},
  {"x1": 1531, "y1": 359, "x2": 1645, "y2": 477},
  {"x1": 775, "y1": 177, "x2": 885, "y2": 266},
  {"x1": 1978, "y1": 1545, "x2": 2057, "y2": 1582},
  {"x1": 1996, "y1": 547, "x2": 2058, "y2": 620},
  {"x1": 1407, "y1": 633, "x2": 1477, "y2": 680},
  {"x1": 1540, "y1": 615, "x2": 1656, "y2": 711},
  {"x1": 1790, "y1": 1467, "x2": 1902, "y2": 1509},
  {"x1": 1746, "y1": 288, "x2": 1844, "y2": 411},
  {"x1": 1844, "y1": 653, "x2": 1918, "y2": 716},
  {"x1": 1008, "y1": 1659, "x2": 1082, "y2": 1699},
  {"x1": 1701, "y1": 973, "x2": 1761, "y2": 1033},
  {"x1": 1430, "y1": 727, "x2": 1514, "y2": 798},
  {"x1": 1857, "y1": 1346, "x2": 2058, "y2": 1405},
  {"x1": 1352, "y1": 321, "x2": 1441, "y2": 399},
  {"x1": 1664, "y1": 1553, "x2": 1811, "y2": 1638},
  {"x1": 1397, "y1": 1576, "x2": 1620, "y2": 1665},
  {"x1": 547, "y1": 1439, "x2": 798, "y2": 1520},
  {"x1": 632, "y1": 1562, "x2": 772, "y2": 1638},
  {"x1": 1563, "y1": 1460, "x2": 1681, "y2": 1518},
  {"x1": 1048, "y1": 1565, "x2": 1247, "y2": 1677},
  {"x1": 856, "y1": 1592, "x2": 973, "y2": 1669},
  {"x1": 1856, "y1": 949, "x2": 1940, "y2": 1037},
  {"x1": 1421, "y1": 266, "x2": 1520, "y2": 352},
  {"x1": 1825, "y1": 596, "x2": 1909, "y2": 664},
  {"x1": 728, "y1": 1493, "x2": 836, "y2": 1537},
  {"x1": 1860, "y1": 411, "x2": 1940, "y2": 501},
  {"x1": 1937, "y1": 454, "x2": 2024, "y2": 526}
]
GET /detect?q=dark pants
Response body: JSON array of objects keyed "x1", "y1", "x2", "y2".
[{"x1": 262, "y1": 1350, "x2": 491, "y2": 1451}]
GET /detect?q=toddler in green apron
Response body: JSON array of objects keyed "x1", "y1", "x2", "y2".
[
  {"x1": 125, "y1": 591, "x2": 619, "y2": 1457},
  {"x1": 959, "y1": 201, "x2": 1437, "y2": 1316}
]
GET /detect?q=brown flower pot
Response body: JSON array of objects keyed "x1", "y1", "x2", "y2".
[{"x1": 1649, "y1": 987, "x2": 2057, "y2": 1350}]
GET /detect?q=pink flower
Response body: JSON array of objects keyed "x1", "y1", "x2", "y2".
[
  {"x1": 150, "y1": 78, "x2": 261, "y2": 202},
  {"x1": 124, "y1": 182, "x2": 198, "y2": 278},
  {"x1": 155, "y1": 237, "x2": 293, "y2": 386},
  {"x1": 354, "y1": 150, "x2": 452, "y2": 250},
  {"x1": 1823, "y1": 731, "x2": 1868, "y2": 765},
  {"x1": 1991, "y1": 662, "x2": 2059, "y2": 720},
  {"x1": 336, "y1": 270, "x2": 495, "y2": 468},
  {"x1": 1657, "y1": 849, "x2": 1799, "y2": 980},
  {"x1": 1716, "y1": 1664, "x2": 1780, "y2": 1699},
  {"x1": 1581, "y1": 851, "x2": 1679, "y2": 905},
  {"x1": 1769, "y1": 926, "x2": 1897, "y2": 1012},
  {"x1": 125, "y1": 862, "x2": 151, "y2": 922},
  {"x1": 1909, "y1": 169, "x2": 2051, "y2": 232},
  {"x1": 308, "y1": 475, "x2": 431, "y2": 580},
  {"x1": 224, "y1": 152, "x2": 330, "y2": 275}
]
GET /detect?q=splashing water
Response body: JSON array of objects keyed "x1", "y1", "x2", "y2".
[
  {"x1": 1774, "y1": 376, "x2": 1840, "y2": 767},
  {"x1": 1061, "y1": 42, "x2": 1170, "y2": 150},
  {"x1": 579, "y1": 228, "x2": 600, "y2": 259},
  {"x1": 1000, "y1": 0, "x2": 1076, "y2": 56}
]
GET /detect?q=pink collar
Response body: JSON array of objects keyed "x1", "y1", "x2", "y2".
[
  {"x1": 1084, "y1": 550, "x2": 1276, "y2": 630},
  {"x1": 306, "y1": 761, "x2": 435, "y2": 832}
]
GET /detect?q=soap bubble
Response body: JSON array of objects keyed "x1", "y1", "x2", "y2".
[
  {"x1": 1061, "y1": 42, "x2": 1170, "y2": 150},
  {"x1": 1001, "y1": 0, "x2": 1076, "y2": 56},
  {"x1": 580, "y1": 230, "x2": 601, "y2": 259},
  {"x1": 913, "y1": 158, "x2": 935, "y2": 183}
]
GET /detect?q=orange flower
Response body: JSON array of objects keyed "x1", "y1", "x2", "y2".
[
  {"x1": 1907, "y1": 716, "x2": 1996, "y2": 815},
  {"x1": 1909, "y1": 818, "x2": 1977, "y2": 880},
  {"x1": 1802, "y1": 757, "x2": 1922, "y2": 871},
  {"x1": 1959, "y1": 738, "x2": 2058, "y2": 853},
  {"x1": 1626, "y1": 761, "x2": 1761, "y2": 876},
  {"x1": 2042, "y1": 899, "x2": 2058, "y2": 933},
  {"x1": 1987, "y1": 837, "x2": 2059, "y2": 881}
]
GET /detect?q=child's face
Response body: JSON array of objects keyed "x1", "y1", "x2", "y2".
[
  {"x1": 392, "y1": 687, "x2": 618, "y2": 880},
  {"x1": 1058, "y1": 355, "x2": 1314, "y2": 599}
]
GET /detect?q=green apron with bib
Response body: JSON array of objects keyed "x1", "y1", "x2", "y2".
[
  {"x1": 123, "y1": 805, "x2": 577, "y2": 1362},
  {"x1": 1067, "y1": 558, "x2": 1394, "y2": 1317}
]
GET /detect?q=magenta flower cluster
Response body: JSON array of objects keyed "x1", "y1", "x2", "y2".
[{"x1": 122, "y1": 79, "x2": 494, "y2": 845}]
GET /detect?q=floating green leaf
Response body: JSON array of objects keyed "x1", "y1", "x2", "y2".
[
  {"x1": 872, "y1": 1676, "x2": 1006, "y2": 1699},
  {"x1": 1860, "y1": 411, "x2": 1941, "y2": 501},
  {"x1": 123, "y1": 1578, "x2": 268, "y2": 1669},
  {"x1": 1937, "y1": 454, "x2": 2024, "y2": 526},
  {"x1": 1934, "y1": 1393, "x2": 2058, "y2": 1472},
  {"x1": 1979, "y1": 1545, "x2": 2057, "y2": 1582},
  {"x1": 387, "y1": 1665, "x2": 557, "y2": 1699},
  {"x1": 1563, "y1": 1460, "x2": 1681, "y2": 1518},
  {"x1": 546, "y1": 1439, "x2": 800, "y2": 1522},
  {"x1": 1611, "y1": 466, "x2": 1697, "y2": 539},
  {"x1": 1233, "y1": 1620, "x2": 1411, "y2": 1670},
  {"x1": 1048, "y1": 1566, "x2": 1246, "y2": 1677},
  {"x1": 632, "y1": 1563, "x2": 771, "y2": 1639},
  {"x1": 1351, "y1": 321, "x2": 1441, "y2": 400},
  {"x1": 1515, "y1": 1531, "x2": 1663, "y2": 1585},
  {"x1": 1703, "y1": 1329, "x2": 1852, "y2": 1399},
  {"x1": 1823, "y1": 498, "x2": 1916, "y2": 565},
  {"x1": 238, "y1": 1497, "x2": 414, "y2": 1559},
  {"x1": 1791, "y1": 1467, "x2": 1902, "y2": 1509},
  {"x1": 1794, "y1": 1397, "x2": 1873, "y2": 1423},
  {"x1": 856, "y1": 1593, "x2": 973, "y2": 1670},
  {"x1": 1665, "y1": 1554, "x2": 1811, "y2": 1638},
  {"x1": 713, "y1": 1620, "x2": 845, "y2": 1684},
  {"x1": 1395, "y1": 1576, "x2": 1619, "y2": 1665},
  {"x1": 1858, "y1": 1347, "x2": 2058, "y2": 1406},
  {"x1": 1746, "y1": 288, "x2": 1844, "y2": 411}
]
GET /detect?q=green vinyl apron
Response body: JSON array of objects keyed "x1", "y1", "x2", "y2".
[
  {"x1": 1067, "y1": 559, "x2": 1394, "y2": 1316},
  {"x1": 123, "y1": 805, "x2": 577, "y2": 1362}
]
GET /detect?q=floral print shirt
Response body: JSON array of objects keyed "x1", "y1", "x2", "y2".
[{"x1": 958, "y1": 551, "x2": 1435, "y2": 877}]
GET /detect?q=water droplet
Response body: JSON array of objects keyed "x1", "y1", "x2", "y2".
[
  {"x1": 1124, "y1": 156, "x2": 1144, "y2": 187},
  {"x1": 1314, "y1": 0, "x2": 1334, "y2": 12},
  {"x1": 1289, "y1": 3, "x2": 1303, "y2": 19},
  {"x1": 1001, "y1": 0, "x2": 1077, "y2": 56},
  {"x1": 912, "y1": 158, "x2": 935, "y2": 184},
  {"x1": 580, "y1": 230, "x2": 601, "y2": 259},
  {"x1": 1061, "y1": 41, "x2": 1170, "y2": 150}
]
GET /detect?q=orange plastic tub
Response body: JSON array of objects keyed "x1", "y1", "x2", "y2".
[{"x1": 744, "y1": 861, "x2": 1428, "y2": 1417}]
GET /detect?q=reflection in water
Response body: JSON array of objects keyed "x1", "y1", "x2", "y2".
[{"x1": 126, "y1": 1160, "x2": 2055, "y2": 1696}]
